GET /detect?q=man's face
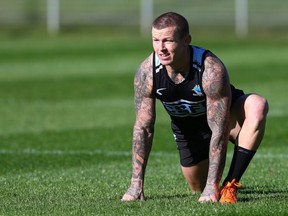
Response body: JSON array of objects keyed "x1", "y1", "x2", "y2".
[{"x1": 152, "y1": 26, "x2": 190, "y2": 67}]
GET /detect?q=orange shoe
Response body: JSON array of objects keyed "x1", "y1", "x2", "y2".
[{"x1": 219, "y1": 179, "x2": 242, "y2": 204}]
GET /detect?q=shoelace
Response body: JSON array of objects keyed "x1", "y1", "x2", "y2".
[
  {"x1": 221, "y1": 179, "x2": 242, "y2": 195},
  {"x1": 228, "y1": 179, "x2": 242, "y2": 189}
]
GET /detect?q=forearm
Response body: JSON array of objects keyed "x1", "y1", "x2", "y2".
[
  {"x1": 206, "y1": 132, "x2": 228, "y2": 186},
  {"x1": 130, "y1": 123, "x2": 154, "y2": 187}
]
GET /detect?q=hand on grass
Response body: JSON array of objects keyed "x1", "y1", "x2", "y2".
[
  {"x1": 121, "y1": 186, "x2": 145, "y2": 202},
  {"x1": 198, "y1": 184, "x2": 219, "y2": 203}
]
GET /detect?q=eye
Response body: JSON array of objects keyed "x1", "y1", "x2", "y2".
[{"x1": 165, "y1": 39, "x2": 174, "y2": 43}]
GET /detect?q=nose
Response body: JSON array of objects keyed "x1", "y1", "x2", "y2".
[{"x1": 159, "y1": 41, "x2": 166, "y2": 50}]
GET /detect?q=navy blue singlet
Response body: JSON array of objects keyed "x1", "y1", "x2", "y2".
[{"x1": 152, "y1": 45, "x2": 244, "y2": 157}]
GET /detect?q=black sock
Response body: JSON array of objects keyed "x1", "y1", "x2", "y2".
[{"x1": 223, "y1": 145, "x2": 256, "y2": 184}]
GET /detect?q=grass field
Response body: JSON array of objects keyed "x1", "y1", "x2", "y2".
[{"x1": 0, "y1": 31, "x2": 287, "y2": 215}]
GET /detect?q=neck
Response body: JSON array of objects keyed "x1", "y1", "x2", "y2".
[
  {"x1": 169, "y1": 70, "x2": 189, "y2": 84},
  {"x1": 166, "y1": 47, "x2": 190, "y2": 84}
]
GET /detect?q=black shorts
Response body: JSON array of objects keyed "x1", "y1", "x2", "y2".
[
  {"x1": 176, "y1": 86, "x2": 244, "y2": 167},
  {"x1": 231, "y1": 85, "x2": 245, "y2": 106},
  {"x1": 177, "y1": 138, "x2": 210, "y2": 167}
]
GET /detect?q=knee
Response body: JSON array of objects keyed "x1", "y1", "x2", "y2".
[
  {"x1": 246, "y1": 95, "x2": 269, "y2": 123},
  {"x1": 257, "y1": 96, "x2": 269, "y2": 117},
  {"x1": 181, "y1": 163, "x2": 208, "y2": 193},
  {"x1": 187, "y1": 179, "x2": 205, "y2": 192}
]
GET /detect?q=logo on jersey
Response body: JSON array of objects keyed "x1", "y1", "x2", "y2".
[
  {"x1": 162, "y1": 99, "x2": 206, "y2": 117},
  {"x1": 192, "y1": 85, "x2": 204, "y2": 96},
  {"x1": 155, "y1": 65, "x2": 163, "y2": 73},
  {"x1": 156, "y1": 88, "x2": 166, "y2": 96}
]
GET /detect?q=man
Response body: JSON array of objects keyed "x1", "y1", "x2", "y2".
[{"x1": 121, "y1": 12, "x2": 268, "y2": 203}]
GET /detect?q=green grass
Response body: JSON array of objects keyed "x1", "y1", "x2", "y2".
[{"x1": 0, "y1": 32, "x2": 287, "y2": 215}]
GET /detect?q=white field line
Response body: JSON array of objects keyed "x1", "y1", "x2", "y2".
[{"x1": 0, "y1": 149, "x2": 287, "y2": 159}]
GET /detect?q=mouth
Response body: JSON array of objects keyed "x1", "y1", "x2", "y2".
[{"x1": 159, "y1": 53, "x2": 170, "y2": 60}]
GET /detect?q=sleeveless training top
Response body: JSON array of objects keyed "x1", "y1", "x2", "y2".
[{"x1": 152, "y1": 45, "x2": 212, "y2": 143}]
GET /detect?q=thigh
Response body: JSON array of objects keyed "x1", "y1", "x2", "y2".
[
  {"x1": 181, "y1": 159, "x2": 209, "y2": 192},
  {"x1": 229, "y1": 94, "x2": 251, "y2": 143}
]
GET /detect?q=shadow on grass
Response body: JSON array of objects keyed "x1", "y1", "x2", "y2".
[
  {"x1": 119, "y1": 186, "x2": 288, "y2": 202},
  {"x1": 239, "y1": 185, "x2": 288, "y2": 202},
  {"x1": 147, "y1": 193, "x2": 192, "y2": 200}
]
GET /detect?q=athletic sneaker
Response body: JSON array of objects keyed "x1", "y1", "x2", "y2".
[{"x1": 219, "y1": 179, "x2": 242, "y2": 204}]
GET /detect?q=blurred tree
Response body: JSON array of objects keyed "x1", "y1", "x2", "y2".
[{"x1": 25, "y1": 0, "x2": 41, "y2": 26}]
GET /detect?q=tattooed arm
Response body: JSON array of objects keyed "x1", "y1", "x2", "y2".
[
  {"x1": 121, "y1": 54, "x2": 155, "y2": 201},
  {"x1": 198, "y1": 52, "x2": 232, "y2": 202}
]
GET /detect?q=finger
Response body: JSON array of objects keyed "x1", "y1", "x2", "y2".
[
  {"x1": 198, "y1": 196, "x2": 217, "y2": 203},
  {"x1": 140, "y1": 193, "x2": 145, "y2": 201},
  {"x1": 121, "y1": 194, "x2": 138, "y2": 202}
]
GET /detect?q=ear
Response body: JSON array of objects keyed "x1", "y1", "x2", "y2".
[{"x1": 184, "y1": 34, "x2": 192, "y2": 45}]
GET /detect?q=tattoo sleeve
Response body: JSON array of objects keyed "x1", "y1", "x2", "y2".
[
  {"x1": 130, "y1": 55, "x2": 155, "y2": 189},
  {"x1": 202, "y1": 53, "x2": 232, "y2": 187}
]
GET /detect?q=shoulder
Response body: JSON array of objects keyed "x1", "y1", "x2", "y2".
[
  {"x1": 134, "y1": 53, "x2": 154, "y2": 97},
  {"x1": 202, "y1": 52, "x2": 230, "y2": 97},
  {"x1": 138, "y1": 53, "x2": 153, "y2": 75},
  {"x1": 203, "y1": 52, "x2": 226, "y2": 76}
]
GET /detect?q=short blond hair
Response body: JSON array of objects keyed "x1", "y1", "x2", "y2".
[{"x1": 152, "y1": 12, "x2": 189, "y2": 38}]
